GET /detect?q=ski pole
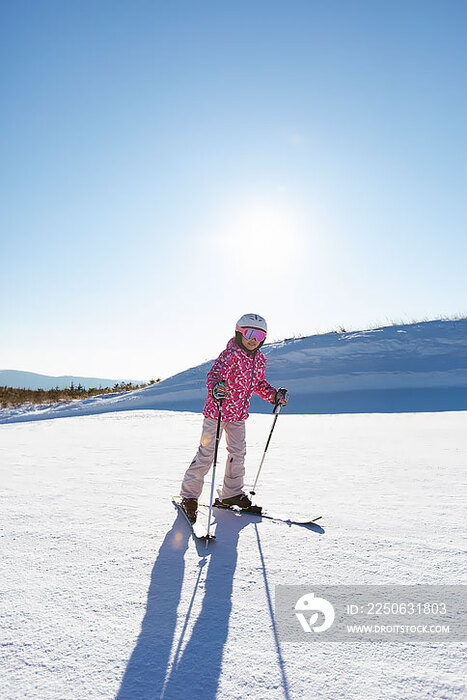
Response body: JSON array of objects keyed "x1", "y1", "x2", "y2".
[
  {"x1": 249, "y1": 403, "x2": 282, "y2": 498},
  {"x1": 206, "y1": 397, "x2": 224, "y2": 544}
]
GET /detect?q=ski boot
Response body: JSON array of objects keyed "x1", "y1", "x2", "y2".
[
  {"x1": 215, "y1": 493, "x2": 262, "y2": 514},
  {"x1": 181, "y1": 497, "x2": 198, "y2": 523}
]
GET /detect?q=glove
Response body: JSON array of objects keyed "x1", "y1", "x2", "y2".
[
  {"x1": 275, "y1": 387, "x2": 289, "y2": 406},
  {"x1": 212, "y1": 380, "x2": 230, "y2": 401}
]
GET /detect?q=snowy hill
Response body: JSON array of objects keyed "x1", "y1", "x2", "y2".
[
  {"x1": 1, "y1": 319, "x2": 466, "y2": 424},
  {"x1": 0, "y1": 369, "x2": 144, "y2": 391}
]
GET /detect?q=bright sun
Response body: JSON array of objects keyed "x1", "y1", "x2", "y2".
[{"x1": 220, "y1": 201, "x2": 304, "y2": 277}]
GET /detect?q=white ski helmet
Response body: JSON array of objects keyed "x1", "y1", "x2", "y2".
[{"x1": 235, "y1": 313, "x2": 268, "y2": 333}]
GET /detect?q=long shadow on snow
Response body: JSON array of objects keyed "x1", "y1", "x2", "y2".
[
  {"x1": 116, "y1": 508, "x2": 250, "y2": 700},
  {"x1": 117, "y1": 506, "x2": 321, "y2": 700}
]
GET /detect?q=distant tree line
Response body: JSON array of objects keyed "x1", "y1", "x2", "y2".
[{"x1": 0, "y1": 379, "x2": 161, "y2": 409}]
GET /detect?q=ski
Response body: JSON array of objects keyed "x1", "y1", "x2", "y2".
[
  {"x1": 200, "y1": 500, "x2": 322, "y2": 527},
  {"x1": 172, "y1": 497, "x2": 216, "y2": 541}
]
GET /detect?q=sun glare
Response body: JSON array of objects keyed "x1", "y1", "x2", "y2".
[{"x1": 220, "y1": 201, "x2": 304, "y2": 277}]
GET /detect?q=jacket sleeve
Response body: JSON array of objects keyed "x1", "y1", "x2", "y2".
[
  {"x1": 254, "y1": 358, "x2": 276, "y2": 403},
  {"x1": 206, "y1": 349, "x2": 234, "y2": 392},
  {"x1": 255, "y1": 377, "x2": 277, "y2": 403}
]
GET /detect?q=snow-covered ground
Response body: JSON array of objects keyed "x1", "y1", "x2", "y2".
[{"x1": 2, "y1": 409, "x2": 465, "y2": 699}]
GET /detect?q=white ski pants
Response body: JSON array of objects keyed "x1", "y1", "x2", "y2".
[{"x1": 180, "y1": 417, "x2": 247, "y2": 500}]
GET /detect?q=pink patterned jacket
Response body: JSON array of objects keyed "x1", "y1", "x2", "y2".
[{"x1": 203, "y1": 338, "x2": 277, "y2": 422}]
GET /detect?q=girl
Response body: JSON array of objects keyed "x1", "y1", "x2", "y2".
[{"x1": 180, "y1": 313, "x2": 288, "y2": 522}]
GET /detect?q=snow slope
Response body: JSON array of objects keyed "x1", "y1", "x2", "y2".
[
  {"x1": 2, "y1": 319, "x2": 466, "y2": 424},
  {"x1": 1, "y1": 410, "x2": 465, "y2": 699}
]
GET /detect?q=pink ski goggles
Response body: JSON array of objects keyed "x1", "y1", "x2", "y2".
[{"x1": 236, "y1": 325, "x2": 267, "y2": 342}]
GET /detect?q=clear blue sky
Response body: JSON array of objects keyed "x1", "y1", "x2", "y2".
[{"x1": 1, "y1": 0, "x2": 466, "y2": 380}]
